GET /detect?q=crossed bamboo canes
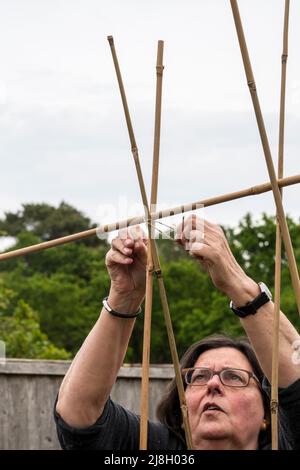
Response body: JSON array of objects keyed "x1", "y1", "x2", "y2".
[
  {"x1": 230, "y1": 0, "x2": 298, "y2": 451},
  {"x1": 139, "y1": 41, "x2": 164, "y2": 449},
  {"x1": 0, "y1": 173, "x2": 299, "y2": 262},
  {"x1": 271, "y1": 0, "x2": 290, "y2": 450},
  {"x1": 107, "y1": 36, "x2": 193, "y2": 449},
  {"x1": 0, "y1": 5, "x2": 298, "y2": 452},
  {"x1": 230, "y1": 0, "x2": 300, "y2": 316}
]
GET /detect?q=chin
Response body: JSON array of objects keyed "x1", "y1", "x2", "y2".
[{"x1": 198, "y1": 424, "x2": 230, "y2": 441}]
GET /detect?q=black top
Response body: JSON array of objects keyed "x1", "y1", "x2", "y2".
[{"x1": 54, "y1": 378, "x2": 300, "y2": 450}]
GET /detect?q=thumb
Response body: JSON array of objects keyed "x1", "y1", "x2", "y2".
[{"x1": 189, "y1": 242, "x2": 212, "y2": 260}]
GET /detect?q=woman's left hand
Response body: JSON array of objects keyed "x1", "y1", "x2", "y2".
[{"x1": 177, "y1": 215, "x2": 256, "y2": 300}]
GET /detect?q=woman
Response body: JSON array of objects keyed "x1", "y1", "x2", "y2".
[{"x1": 54, "y1": 217, "x2": 300, "y2": 449}]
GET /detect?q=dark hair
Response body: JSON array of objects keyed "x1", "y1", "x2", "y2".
[{"x1": 156, "y1": 334, "x2": 271, "y2": 447}]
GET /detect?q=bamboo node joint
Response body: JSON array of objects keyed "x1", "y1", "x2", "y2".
[
  {"x1": 154, "y1": 269, "x2": 162, "y2": 278},
  {"x1": 180, "y1": 404, "x2": 188, "y2": 417},
  {"x1": 281, "y1": 54, "x2": 288, "y2": 63},
  {"x1": 270, "y1": 399, "x2": 278, "y2": 414},
  {"x1": 156, "y1": 65, "x2": 164, "y2": 76},
  {"x1": 247, "y1": 80, "x2": 256, "y2": 92}
]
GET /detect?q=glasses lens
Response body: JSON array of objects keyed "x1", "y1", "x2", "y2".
[
  {"x1": 186, "y1": 368, "x2": 211, "y2": 385},
  {"x1": 221, "y1": 369, "x2": 249, "y2": 387}
]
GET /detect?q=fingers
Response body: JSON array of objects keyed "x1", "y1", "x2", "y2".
[
  {"x1": 107, "y1": 225, "x2": 148, "y2": 267},
  {"x1": 176, "y1": 215, "x2": 205, "y2": 250},
  {"x1": 176, "y1": 216, "x2": 224, "y2": 246},
  {"x1": 189, "y1": 241, "x2": 211, "y2": 259},
  {"x1": 175, "y1": 216, "x2": 228, "y2": 268},
  {"x1": 188, "y1": 242, "x2": 212, "y2": 271},
  {"x1": 114, "y1": 225, "x2": 147, "y2": 248},
  {"x1": 106, "y1": 248, "x2": 134, "y2": 267},
  {"x1": 176, "y1": 215, "x2": 197, "y2": 239},
  {"x1": 119, "y1": 225, "x2": 147, "y2": 243}
]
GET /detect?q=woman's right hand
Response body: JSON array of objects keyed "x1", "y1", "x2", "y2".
[{"x1": 105, "y1": 226, "x2": 147, "y2": 312}]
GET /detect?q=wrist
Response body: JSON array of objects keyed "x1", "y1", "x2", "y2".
[
  {"x1": 107, "y1": 289, "x2": 144, "y2": 314},
  {"x1": 225, "y1": 277, "x2": 260, "y2": 306}
]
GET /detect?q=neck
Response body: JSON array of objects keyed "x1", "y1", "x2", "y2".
[{"x1": 193, "y1": 437, "x2": 258, "y2": 450}]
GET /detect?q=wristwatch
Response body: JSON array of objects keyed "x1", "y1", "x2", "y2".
[{"x1": 230, "y1": 282, "x2": 272, "y2": 318}]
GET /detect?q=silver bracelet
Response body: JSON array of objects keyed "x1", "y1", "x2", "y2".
[{"x1": 102, "y1": 297, "x2": 142, "y2": 318}]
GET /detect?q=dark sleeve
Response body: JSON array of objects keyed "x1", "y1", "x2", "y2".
[
  {"x1": 54, "y1": 397, "x2": 183, "y2": 450},
  {"x1": 54, "y1": 397, "x2": 141, "y2": 450},
  {"x1": 263, "y1": 377, "x2": 300, "y2": 450}
]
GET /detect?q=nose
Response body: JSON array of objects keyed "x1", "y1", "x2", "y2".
[{"x1": 206, "y1": 373, "x2": 223, "y2": 394}]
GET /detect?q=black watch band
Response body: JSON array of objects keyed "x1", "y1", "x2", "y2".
[{"x1": 230, "y1": 282, "x2": 272, "y2": 318}]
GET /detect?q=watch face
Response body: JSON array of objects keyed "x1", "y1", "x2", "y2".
[{"x1": 258, "y1": 282, "x2": 272, "y2": 300}]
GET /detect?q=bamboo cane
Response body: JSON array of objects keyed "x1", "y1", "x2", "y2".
[
  {"x1": 0, "y1": 173, "x2": 299, "y2": 262},
  {"x1": 230, "y1": 0, "x2": 300, "y2": 316},
  {"x1": 107, "y1": 36, "x2": 193, "y2": 449},
  {"x1": 271, "y1": 0, "x2": 290, "y2": 450},
  {"x1": 140, "y1": 40, "x2": 164, "y2": 450}
]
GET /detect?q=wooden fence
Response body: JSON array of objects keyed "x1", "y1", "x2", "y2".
[{"x1": 0, "y1": 359, "x2": 174, "y2": 450}]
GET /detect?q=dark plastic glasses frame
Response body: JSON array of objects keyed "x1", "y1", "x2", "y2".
[{"x1": 182, "y1": 367, "x2": 261, "y2": 388}]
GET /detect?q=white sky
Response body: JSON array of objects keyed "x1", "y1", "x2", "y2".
[{"x1": 0, "y1": 0, "x2": 299, "y2": 236}]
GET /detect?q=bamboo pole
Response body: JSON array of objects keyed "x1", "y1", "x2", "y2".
[
  {"x1": 140, "y1": 40, "x2": 164, "y2": 450},
  {"x1": 0, "y1": 173, "x2": 299, "y2": 262},
  {"x1": 230, "y1": 0, "x2": 300, "y2": 316},
  {"x1": 107, "y1": 36, "x2": 193, "y2": 449},
  {"x1": 271, "y1": 0, "x2": 290, "y2": 450},
  {"x1": 150, "y1": 41, "x2": 164, "y2": 207}
]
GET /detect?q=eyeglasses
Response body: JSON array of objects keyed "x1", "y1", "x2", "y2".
[{"x1": 182, "y1": 367, "x2": 261, "y2": 388}]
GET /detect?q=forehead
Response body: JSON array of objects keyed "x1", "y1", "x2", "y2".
[{"x1": 193, "y1": 347, "x2": 253, "y2": 371}]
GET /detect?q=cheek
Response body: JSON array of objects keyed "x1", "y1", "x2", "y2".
[
  {"x1": 185, "y1": 388, "x2": 204, "y2": 411},
  {"x1": 230, "y1": 391, "x2": 264, "y2": 425},
  {"x1": 185, "y1": 388, "x2": 264, "y2": 428}
]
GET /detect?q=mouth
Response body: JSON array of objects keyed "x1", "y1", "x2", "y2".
[{"x1": 202, "y1": 403, "x2": 224, "y2": 414}]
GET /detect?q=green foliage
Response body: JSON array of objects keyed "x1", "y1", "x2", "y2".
[
  {"x1": 0, "y1": 201, "x2": 97, "y2": 243},
  {"x1": 0, "y1": 298, "x2": 70, "y2": 359},
  {"x1": 0, "y1": 278, "x2": 15, "y2": 311},
  {"x1": 224, "y1": 212, "x2": 300, "y2": 286},
  {"x1": 1, "y1": 205, "x2": 299, "y2": 362}
]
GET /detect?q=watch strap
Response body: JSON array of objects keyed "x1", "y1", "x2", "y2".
[{"x1": 230, "y1": 284, "x2": 271, "y2": 318}]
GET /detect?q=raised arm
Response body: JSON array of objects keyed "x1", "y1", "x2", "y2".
[
  {"x1": 56, "y1": 226, "x2": 147, "y2": 428},
  {"x1": 178, "y1": 216, "x2": 300, "y2": 388}
]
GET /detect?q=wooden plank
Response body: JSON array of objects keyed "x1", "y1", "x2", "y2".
[
  {"x1": 0, "y1": 360, "x2": 175, "y2": 449},
  {"x1": 0, "y1": 359, "x2": 174, "y2": 378}
]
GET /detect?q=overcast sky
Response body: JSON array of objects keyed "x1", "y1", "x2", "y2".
[{"x1": 0, "y1": 0, "x2": 299, "y2": 241}]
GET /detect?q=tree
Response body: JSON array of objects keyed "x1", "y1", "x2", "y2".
[
  {"x1": 224, "y1": 212, "x2": 300, "y2": 285},
  {"x1": 0, "y1": 297, "x2": 70, "y2": 359},
  {"x1": 0, "y1": 278, "x2": 14, "y2": 312},
  {"x1": 1, "y1": 206, "x2": 299, "y2": 362},
  {"x1": 0, "y1": 201, "x2": 103, "y2": 246}
]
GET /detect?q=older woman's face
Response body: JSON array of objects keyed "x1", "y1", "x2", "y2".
[{"x1": 185, "y1": 347, "x2": 265, "y2": 450}]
